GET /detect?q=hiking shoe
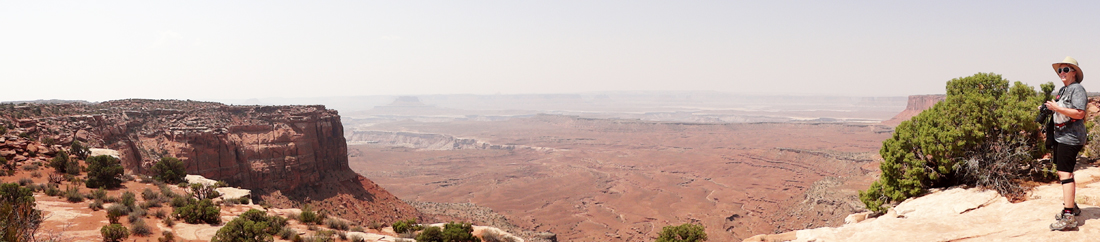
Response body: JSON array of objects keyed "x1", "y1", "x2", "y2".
[{"x1": 1051, "y1": 212, "x2": 1078, "y2": 231}]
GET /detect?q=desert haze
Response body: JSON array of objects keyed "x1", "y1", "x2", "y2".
[{"x1": 340, "y1": 93, "x2": 920, "y2": 241}]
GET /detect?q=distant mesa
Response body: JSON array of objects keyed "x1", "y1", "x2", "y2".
[
  {"x1": 881, "y1": 94, "x2": 945, "y2": 126},
  {"x1": 373, "y1": 96, "x2": 435, "y2": 110}
]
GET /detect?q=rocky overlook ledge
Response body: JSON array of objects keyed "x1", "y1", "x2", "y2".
[{"x1": 0, "y1": 99, "x2": 419, "y2": 223}]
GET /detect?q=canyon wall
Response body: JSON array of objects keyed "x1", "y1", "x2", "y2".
[
  {"x1": 880, "y1": 94, "x2": 945, "y2": 126},
  {"x1": 0, "y1": 99, "x2": 419, "y2": 223}
]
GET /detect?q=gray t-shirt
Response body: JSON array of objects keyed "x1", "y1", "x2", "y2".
[{"x1": 1054, "y1": 82, "x2": 1088, "y2": 145}]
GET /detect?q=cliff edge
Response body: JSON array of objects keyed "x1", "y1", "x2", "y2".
[
  {"x1": 1, "y1": 99, "x2": 419, "y2": 223},
  {"x1": 880, "y1": 94, "x2": 945, "y2": 126},
  {"x1": 746, "y1": 164, "x2": 1100, "y2": 242}
]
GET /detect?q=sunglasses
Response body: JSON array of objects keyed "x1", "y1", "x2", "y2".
[{"x1": 1057, "y1": 67, "x2": 1076, "y2": 74}]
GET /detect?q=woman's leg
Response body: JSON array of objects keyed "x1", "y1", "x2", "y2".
[{"x1": 1060, "y1": 170, "x2": 1075, "y2": 209}]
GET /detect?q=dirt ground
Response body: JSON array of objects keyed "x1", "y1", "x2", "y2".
[{"x1": 349, "y1": 115, "x2": 892, "y2": 241}]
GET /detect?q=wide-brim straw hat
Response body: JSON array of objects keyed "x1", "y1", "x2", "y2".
[{"x1": 1053, "y1": 56, "x2": 1084, "y2": 83}]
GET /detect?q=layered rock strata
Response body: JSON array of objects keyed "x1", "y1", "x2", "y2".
[{"x1": 0, "y1": 99, "x2": 419, "y2": 223}]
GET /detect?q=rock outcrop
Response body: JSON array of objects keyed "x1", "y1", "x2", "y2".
[
  {"x1": 880, "y1": 94, "x2": 945, "y2": 126},
  {"x1": 0, "y1": 99, "x2": 419, "y2": 223},
  {"x1": 745, "y1": 165, "x2": 1100, "y2": 241}
]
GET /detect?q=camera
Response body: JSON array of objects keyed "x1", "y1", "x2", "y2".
[{"x1": 1036, "y1": 105, "x2": 1053, "y2": 123}]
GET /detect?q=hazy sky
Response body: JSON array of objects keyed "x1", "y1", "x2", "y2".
[{"x1": 2, "y1": 1, "x2": 1099, "y2": 102}]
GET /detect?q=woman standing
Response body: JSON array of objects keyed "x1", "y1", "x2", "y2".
[{"x1": 1047, "y1": 56, "x2": 1088, "y2": 231}]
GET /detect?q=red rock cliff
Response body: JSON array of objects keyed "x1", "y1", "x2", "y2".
[
  {"x1": 881, "y1": 94, "x2": 945, "y2": 126},
  {"x1": 0, "y1": 99, "x2": 420, "y2": 223}
]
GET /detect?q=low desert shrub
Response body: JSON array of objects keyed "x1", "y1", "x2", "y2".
[
  {"x1": 106, "y1": 204, "x2": 130, "y2": 224},
  {"x1": 298, "y1": 207, "x2": 319, "y2": 224},
  {"x1": 129, "y1": 208, "x2": 146, "y2": 223},
  {"x1": 131, "y1": 219, "x2": 153, "y2": 236},
  {"x1": 91, "y1": 187, "x2": 107, "y2": 200},
  {"x1": 64, "y1": 185, "x2": 84, "y2": 203},
  {"x1": 43, "y1": 184, "x2": 61, "y2": 196},
  {"x1": 353, "y1": 225, "x2": 367, "y2": 232},
  {"x1": 324, "y1": 218, "x2": 350, "y2": 231},
  {"x1": 162, "y1": 216, "x2": 176, "y2": 227},
  {"x1": 89, "y1": 200, "x2": 104, "y2": 211},
  {"x1": 152, "y1": 209, "x2": 167, "y2": 219},
  {"x1": 170, "y1": 196, "x2": 188, "y2": 208},
  {"x1": 100, "y1": 224, "x2": 130, "y2": 242},
  {"x1": 141, "y1": 199, "x2": 163, "y2": 209},
  {"x1": 415, "y1": 226, "x2": 443, "y2": 241},
  {"x1": 278, "y1": 228, "x2": 297, "y2": 240},
  {"x1": 17, "y1": 178, "x2": 33, "y2": 186},
  {"x1": 159, "y1": 231, "x2": 177, "y2": 242},
  {"x1": 655, "y1": 223, "x2": 707, "y2": 242},
  {"x1": 22, "y1": 163, "x2": 38, "y2": 171},
  {"x1": 212, "y1": 209, "x2": 282, "y2": 242},
  {"x1": 30, "y1": 171, "x2": 41, "y2": 178},
  {"x1": 142, "y1": 188, "x2": 160, "y2": 200},
  {"x1": 102, "y1": 195, "x2": 120, "y2": 203},
  {"x1": 121, "y1": 191, "x2": 137, "y2": 209},
  {"x1": 349, "y1": 234, "x2": 365, "y2": 242},
  {"x1": 392, "y1": 218, "x2": 422, "y2": 234},
  {"x1": 173, "y1": 198, "x2": 220, "y2": 225}
]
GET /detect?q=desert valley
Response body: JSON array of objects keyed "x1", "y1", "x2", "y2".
[{"x1": 0, "y1": 92, "x2": 939, "y2": 242}]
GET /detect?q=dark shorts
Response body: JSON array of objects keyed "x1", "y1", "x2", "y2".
[{"x1": 1054, "y1": 142, "x2": 1084, "y2": 173}]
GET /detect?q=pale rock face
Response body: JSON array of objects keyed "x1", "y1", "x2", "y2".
[{"x1": 756, "y1": 166, "x2": 1100, "y2": 242}]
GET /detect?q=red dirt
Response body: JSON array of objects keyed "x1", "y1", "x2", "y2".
[{"x1": 348, "y1": 115, "x2": 892, "y2": 241}]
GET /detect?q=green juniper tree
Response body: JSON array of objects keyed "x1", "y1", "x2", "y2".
[{"x1": 860, "y1": 73, "x2": 1051, "y2": 213}]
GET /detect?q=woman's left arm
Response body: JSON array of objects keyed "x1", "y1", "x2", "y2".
[{"x1": 1055, "y1": 105, "x2": 1086, "y2": 119}]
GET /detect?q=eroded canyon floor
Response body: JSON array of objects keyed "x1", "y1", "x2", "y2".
[{"x1": 347, "y1": 115, "x2": 893, "y2": 241}]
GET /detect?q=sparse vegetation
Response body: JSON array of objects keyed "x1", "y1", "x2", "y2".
[
  {"x1": 106, "y1": 204, "x2": 129, "y2": 224},
  {"x1": 162, "y1": 216, "x2": 176, "y2": 227},
  {"x1": 0, "y1": 182, "x2": 43, "y2": 242},
  {"x1": 152, "y1": 157, "x2": 186, "y2": 184},
  {"x1": 70, "y1": 140, "x2": 90, "y2": 160},
  {"x1": 43, "y1": 184, "x2": 61, "y2": 196},
  {"x1": 212, "y1": 209, "x2": 285, "y2": 242},
  {"x1": 100, "y1": 224, "x2": 130, "y2": 242},
  {"x1": 131, "y1": 219, "x2": 153, "y2": 236},
  {"x1": 655, "y1": 223, "x2": 707, "y2": 242},
  {"x1": 121, "y1": 191, "x2": 137, "y2": 210},
  {"x1": 49, "y1": 150, "x2": 79, "y2": 175},
  {"x1": 415, "y1": 226, "x2": 443, "y2": 242},
  {"x1": 324, "y1": 218, "x2": 350, "y2": 231},
  {"x1": 278, "y1": 228, "x2": 297, "y2": 240},
  {"x1": 64, "y1": 185, "x2": 84, "y2": 202},
  {"x1": 90, "y1": 200, "x2": 104, "y2": 210},
  {"x1": 298, "y1": 206, "x2": 320, "y2": 225},
  {"x1": 173, "y1": 198, "x2": 221, "y2": 225},
  {"x1": 349, "y1": 234, "x2": 365, "y2": 242},
  {"x1": 860, "y1": 73, "x2": 1050, "y2": 213},
  {"x1": 17, "y1": 178, "x2": 33, "y2": 186},
  {"x1": 85, "y1": 155, "x2": 124, "y2": 188},
  {"x1": 159, "y1": 231, "x2": 177, "y2": 242},
  {"x1": 392, "y1": 218, "x2": 422, "y2": 234},
  {"x1": 91, "y1": 187, "x2": 107, "y2": 200},
  {"x1": 189, "y1": 183, "x2": 220, "y2": 200},
  {"x1": 0, "y1": 157, "x2": 9, "y2": 171},
  {"x1": 481, "y1": 229, "x2": 519, "y2": 242}
]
